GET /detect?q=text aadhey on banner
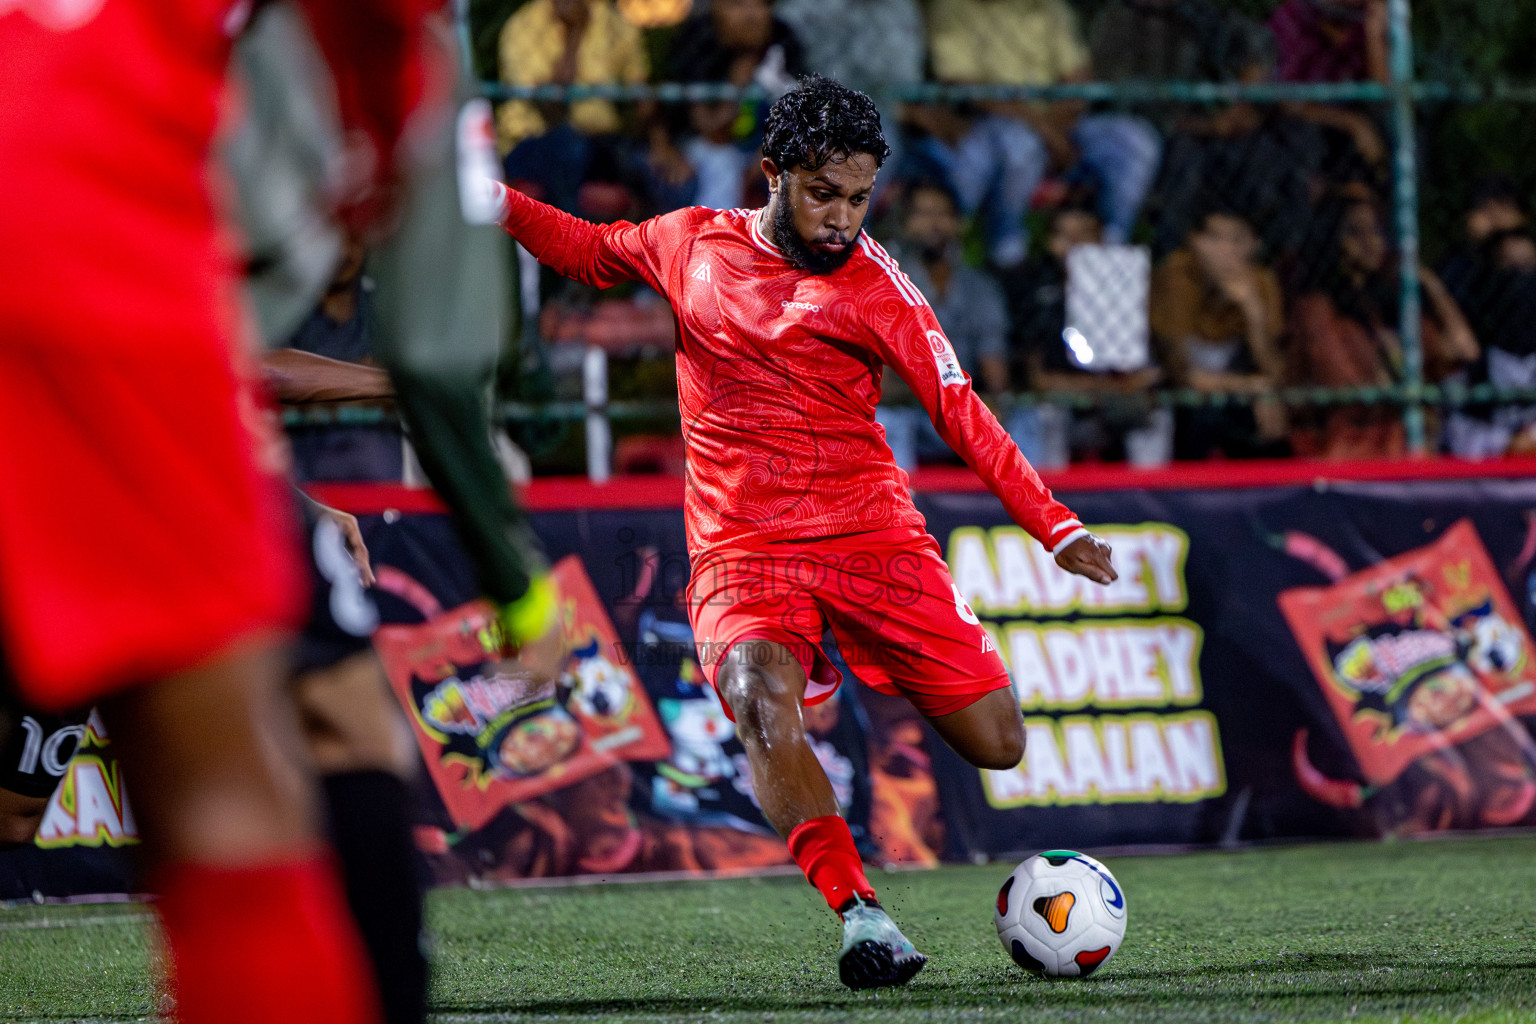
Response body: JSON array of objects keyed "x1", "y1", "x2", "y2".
[{"x1": 947, "y1": 523, "x2": 1225, "y2": 809}]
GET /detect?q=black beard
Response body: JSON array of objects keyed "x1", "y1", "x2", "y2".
[{"x1": 770, "y1": 193, "x2": 860, "y2": 274}]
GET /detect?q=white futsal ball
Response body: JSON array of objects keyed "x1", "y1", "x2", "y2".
[{"x1": 994, "y1": 850, "x2": 1127, "y2": 977}]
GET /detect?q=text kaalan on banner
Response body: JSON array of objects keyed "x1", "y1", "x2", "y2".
[
  {"x1": 949, "y1": 524, "x2": 1225, "y2": 808},
  {"x1": 374, "y1": 555, "x2": 671, "y2": 832}
]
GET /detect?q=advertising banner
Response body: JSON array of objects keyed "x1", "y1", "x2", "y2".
[
  {"x1": 1279, "y1": 519, "x2": 1536, "y2": 786},
  {"x1": 387, "y1": 514, "x2": 881, "y2": 884},
  {"x1": 4, "y1": 472, "x2": 1536, "y2": 899},
  {"x1": 375, "y1": 556, "x2": 670, "y2": 832},
  {"x1": 917, "y1": 480, "x2": 1536, "y2": 857}
]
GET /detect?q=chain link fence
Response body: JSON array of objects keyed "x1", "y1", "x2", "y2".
[{"x1": 283, "y1": 1, "x2": 1536, "y2": 477}]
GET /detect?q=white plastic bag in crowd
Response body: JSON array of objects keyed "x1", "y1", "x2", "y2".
[{"x1": 1064, "y1": 244, "x2": 1152, "y2": 373}]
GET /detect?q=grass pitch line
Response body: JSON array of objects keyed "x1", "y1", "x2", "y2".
[
  {"x1": 0, "y1": 910, "x2": 150, "y2": 932},
  {"x1": 4, "y1": 837, "x2": 1536, "y2": 1023}
]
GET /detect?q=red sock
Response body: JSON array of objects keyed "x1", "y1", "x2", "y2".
[
  {"x1": 153, "y1": 854, "x2": 381, "y2": 1024},
  {"x1": 786, "y1": 815, "x2": 877, "y2": 914}
]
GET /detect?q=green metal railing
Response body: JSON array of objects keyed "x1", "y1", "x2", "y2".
[
  {"x1": 479, "y1": 80, "x2": 1536, "y2": 105},
  {"x1": 278, "y1": 383, "x2": 1536, "y2": 430}
]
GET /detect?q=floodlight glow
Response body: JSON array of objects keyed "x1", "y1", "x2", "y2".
[{"x1": 1063, "y1": 327, "x2": 1094, "y2": 366}]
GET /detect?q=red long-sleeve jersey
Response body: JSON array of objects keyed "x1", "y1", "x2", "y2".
[
  {"x1": 0, "y1": 0, "x2": 440, "y2": 705},
  {"x1": 0, "y1": 0, "x2": 436, "y2": 360},
  {"x1": 497, "y1": 186, "x2": 1086, "y2": 558}
]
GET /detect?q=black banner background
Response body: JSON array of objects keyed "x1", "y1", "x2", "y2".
[{"x1": 6, "y1": 477, "x2": 1536, "y2": 900}]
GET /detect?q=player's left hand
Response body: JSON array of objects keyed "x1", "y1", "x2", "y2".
[
  {"x1": 319, "y1": 507, "x2": 376, "y2": 588},
  {"x1": 1056, "y1": 533, "x2": 1116, "y2": 586}
]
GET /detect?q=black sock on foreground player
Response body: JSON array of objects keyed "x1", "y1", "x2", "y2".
[{"x1": 323, "y1": 770, "x2": 428, "y2": 1024}]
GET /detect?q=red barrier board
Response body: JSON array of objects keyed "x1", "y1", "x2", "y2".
[{"x1": 307, "y1": 457, "x2": 1536, "y2": 515}]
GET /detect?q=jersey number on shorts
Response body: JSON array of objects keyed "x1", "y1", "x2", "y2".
[{"x1": 951, "y1": 583, "x2": 980, "y2": 625}]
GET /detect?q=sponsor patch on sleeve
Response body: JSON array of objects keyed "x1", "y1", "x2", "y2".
[{"x1": 927, "y1": 330, "x2": 967, "y2": 387}]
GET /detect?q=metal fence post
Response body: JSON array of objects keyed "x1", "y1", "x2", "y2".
[
  {"x1": 583, "y1": 345, "x2": 612, "y2": 482},
  {"x1": 1389, "y1": 0, "x2": 1425, "y2": 453}
]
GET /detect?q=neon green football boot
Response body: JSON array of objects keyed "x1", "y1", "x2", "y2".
[{"x1": 837, "y1": 896, "x2": 928, "y2": 989}]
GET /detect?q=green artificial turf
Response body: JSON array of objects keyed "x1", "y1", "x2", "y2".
[{"x1": 2, "y1": 835, "x2": 1534, "y2": 1023}]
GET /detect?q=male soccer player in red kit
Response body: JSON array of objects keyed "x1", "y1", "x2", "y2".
[
  {"x1": 0, "y1": 2, "x2": 449, "y2": 1022},
  {"x1": 491, "y1": 75, "x2": 1116, "y2": 988}
]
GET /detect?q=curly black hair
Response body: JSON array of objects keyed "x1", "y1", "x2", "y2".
[{"x1": 762, "y1": 74, "x2": 890, "y2": 174}]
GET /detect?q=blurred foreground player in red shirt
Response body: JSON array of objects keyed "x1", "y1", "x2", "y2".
[
  {"x1": 491, "y1": 75, "x2": 1117, "y2": 988},
  {"x1": 0, "y1": 2, "x2": 444, "y2": 1022}
]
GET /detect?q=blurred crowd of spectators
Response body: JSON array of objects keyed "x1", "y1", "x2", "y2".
[{"x1": 286, "y1": 0, "x2": 1536, "y2": 478}]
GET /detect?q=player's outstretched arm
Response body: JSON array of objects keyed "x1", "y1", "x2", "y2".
[
  {"x1": 865, "y1": 269, "x2": 1108, "y2": 570},
  {"x1": 489, "y1": 180, "x2": 669, "y2": 293},
  {"x1": 262, "y1": 348, "x2": 395, "y2": 404}
]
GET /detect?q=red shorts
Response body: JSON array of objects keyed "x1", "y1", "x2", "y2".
[
  {"x1": 0, "y1": 339, "x2": 305, "y2": 712},
  {"x1": 687, "y1": 526, "x2": 1011, "y2": 719}
]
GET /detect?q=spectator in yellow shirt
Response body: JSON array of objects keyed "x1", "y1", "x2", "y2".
[
  {"x1": 908, "y1": 0, "x2": 1161, "y2": 266},
  {"x1": 498, "y1": 0, "x2": 649, "y2": 212}
]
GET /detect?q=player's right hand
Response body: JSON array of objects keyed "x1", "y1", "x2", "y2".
[{"x1": 1055, "y1": 533, "x2": 1117, "y2": 586}]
